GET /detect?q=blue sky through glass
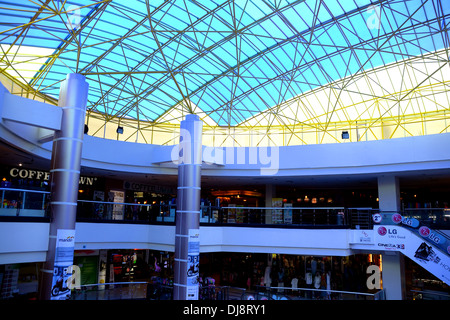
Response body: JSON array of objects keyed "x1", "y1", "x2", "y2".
[{"x1": 0, "y1": 0, "x2": 448, "y2": 126}]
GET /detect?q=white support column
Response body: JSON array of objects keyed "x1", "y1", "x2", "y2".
[
  {"x1": 377, "y1": 175, "x2": 401, "y2": 212},
  {"x1": 173, "y1": 114, "x2": 203, "y2": 300},
  {"x1": 377, "y1": 175, "x2": 405, "y2": 299},
  {"x1": 382, "y1": 252, "x2": 406, "y2": 300},
  {"x1": 39, "y1": 74, "x2": 89, "y2": 300},
  {"x1": 265, "y1": 184, "x2": 275, "y2": 224}
]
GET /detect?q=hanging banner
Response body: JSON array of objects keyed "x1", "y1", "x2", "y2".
[
  {"x1": 186, "y1": 229, "x2": 200, "y2": 300},
  {"x1": 374, "y1": 225, "x2": 450, "y2": 285},
  {"x1": 418, "y1": 226, "x2": 447, "y2": 248},
  {"x1": 51, "y1": 229, "x2": 75, "y2": 300},
  {"x1": 373, "y1": 213, "x2": 448, "y2": 255}
]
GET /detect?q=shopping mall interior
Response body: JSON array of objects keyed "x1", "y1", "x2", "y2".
[{"x1": 0, "y1": 0, "x2": 449, "y2": 303}]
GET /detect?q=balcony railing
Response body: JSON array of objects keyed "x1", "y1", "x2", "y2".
[
  {"x1": 70, "y1": 282, "x2": 150, "y2": 300},
  {"x1": 0, "y1": 188, "x2": 49, "y2": 217},
  {"x1": 69, "y1": 282, "x2": 385, "y2": 301},
  {"x1": 402, "y1": 208, "x2": 450, "y2": 228},
  {"x1": 75, "y1": 201, "x2": 347, "y2": 227},
  {"x1": 253, "y1": 285, "x2": 385, "y2": 300},
  {"x1": 220, "y1": 206, "x2": 346, "y2": 226},
  {"x1": 1, "y1": 188, "x2": 449, "y2": 229}
]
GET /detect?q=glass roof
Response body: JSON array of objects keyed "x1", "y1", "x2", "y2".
[{"x1": 0, "y1": 0, "x2": 449, "y2": 144}]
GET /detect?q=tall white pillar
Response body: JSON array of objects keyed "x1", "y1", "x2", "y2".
[
  {"x1": 265, "y1": 184, "x2": 275, "y2": 224},
  {"x1": 377, "y1": 175, "x2": 405, "y2": 299},
  {"x1": 173, "y1": 114, "x2": 203, "y2": 300},
  {"x1": 39, "y1": 74, "x2": 89, "y2": 300},
  {"x1": 382, "y1": 252, "x2": 406, "y2": 300},
  {"x1": 377, "y1": 175, "x2": 401, "y2": 212}
]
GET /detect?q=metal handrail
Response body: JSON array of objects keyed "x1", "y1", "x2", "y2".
[
  {"x1": 1, "y1": 187, "x2": 448, "y2": 230},
  {"x1": 76, "y1": 281, "x2": 148, "y2": 288},
  {"x1": 410, "y1": 290, "x2": 450, "y2": 300},
  {"x1": 254, "y1": 285, "x2": 385, "y2": 300},
  {"x1": 78, "y1": 199, "x2": 152, "y2": 207},
  {"x1": 0, "y1": 187, "x2": 348, "y2": 226},
  {"x1": 258, "y1": 286, "x2": 380, "y2": 296},
  {"x1": 224, "y1": 206, "x2": 345, "y2": 210},
  {"x1": 70, "y1": 282, "x2": 385, "y2": 300},
  {"x1": 0, "y1": 187, "x2": 49, "y2": 216},
  {"x1": 0, "y1": 187, "x2": 50, "y2": 194}
]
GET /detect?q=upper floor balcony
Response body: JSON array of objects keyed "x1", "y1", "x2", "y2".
[{"x1": 2, "y1": 187, "x2": 450, "y2": 229}]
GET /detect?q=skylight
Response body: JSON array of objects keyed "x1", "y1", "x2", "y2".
[{"x1": 0, "y1": 0, "x2": 449, "y2": 146}]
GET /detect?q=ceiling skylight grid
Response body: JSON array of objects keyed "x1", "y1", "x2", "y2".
[{"x1": 0, "y1": 0, "x2": 449, "y2": 145}]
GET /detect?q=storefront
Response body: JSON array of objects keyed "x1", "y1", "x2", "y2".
[
  {"x1": 105, "y1": 249, "x2": 173, "y2": 284},
  {"x1": 122, "y1": 181, "x2": 176, "y2": 222},
  {"x1": 1, "y1": 166, "x2": 102, "y2": 191},
  {"x1": 199, "y1": 252, "x2": 383, "y2": 294},
  {"x1": 76, "y1": 249, "x2": 175, "y2": 285},
  {"x1": 405, "y1": 256, "x2": 450, "y2": 299},
  {"x1": 0, "y1": 166, "x2": 103, "y2": 218},
  {"x1": 1, "y1": 165, "x2": 179, "y2": 221},
  {"x1": 76, "y1": 179, "x2": 177, "y2": 221},
  {"x1": 2, "y1": 250, "x2": 449, "y2": 300},
  {"x1": 0, "y1": 263, "x2": 40, "y2": 300}
]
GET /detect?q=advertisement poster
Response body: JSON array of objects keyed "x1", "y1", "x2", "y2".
[
  {"x1": 186, "y1": 229, "x2": 200, "y2": 300},
  {"x1": 284, "y1": 203, "x2": 292, "y2": 224},
  {"x1": 272, "y1": 198, "x2": 283, "y2": 224},
  {"x1": 110, "y1": 190, "x2": 124, "y2": 220},
  {"x1": 93, "y1": 190, "x2": 104, "y2": 219},
  {"x1": 373, "y1": 213, "x2": 449, "y2": 256},
  {"x1": 236, "y1": 205, "x2": 244, "y2": 223},
  {"x1": 227, "y1": 204, "x2": 236, "y2": 223},
  {"x1": 98, "y1": 250, "x2": 107, "y2": 290},
  {"x1": 374, "y1": 225, "x2": 450, "y2": 285},
  {"x1": 51, "y1": 229, "x2": 75, "y2": 300}
]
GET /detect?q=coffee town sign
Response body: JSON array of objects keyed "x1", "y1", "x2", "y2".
[{"x1": 9, "y1": 167, "x2": 96, "y2": 186}]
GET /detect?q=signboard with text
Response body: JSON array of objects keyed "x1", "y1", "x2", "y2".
[{"x1": 374, "y1": 225, "x2": 450, "y2": 285}]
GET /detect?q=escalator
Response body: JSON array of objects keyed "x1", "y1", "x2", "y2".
[{"x1": 373, "y1": 213, "x2": 450, "y2": 285}]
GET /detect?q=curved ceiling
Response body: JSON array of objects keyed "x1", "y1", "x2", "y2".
[{"x1": 0, "y1": 0, "x2": 449, "y2": 145}]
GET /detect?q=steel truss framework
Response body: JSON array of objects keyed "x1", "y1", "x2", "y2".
[{"x1": 0, "y1": 0, "x2": 449, "y2": 146}]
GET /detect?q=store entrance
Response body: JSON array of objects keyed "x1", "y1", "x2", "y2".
[
  {"x1": 107, "y1": 249, "x2": 173, "y2": 283},
  {"x1": 200, "y1": 252, "x2": 382, "y2": 294}
]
